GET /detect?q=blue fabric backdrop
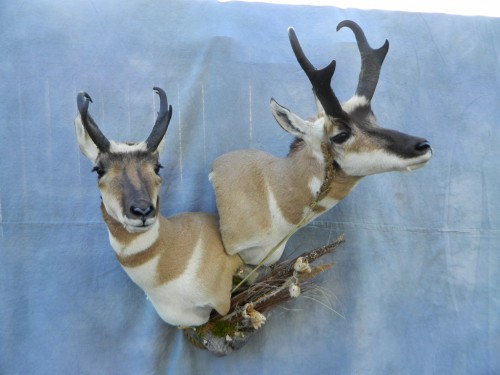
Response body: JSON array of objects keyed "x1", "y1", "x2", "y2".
[{"x1": 1, "y1": 1, "x2": 499, "y2": 374}]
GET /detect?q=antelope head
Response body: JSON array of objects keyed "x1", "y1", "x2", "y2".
[
  {"x1": 271, "y1": 20, "x2": 432, "y2": 177},
  {"x1": 75, "y1": 87, "x2": 173, "y2": 233}
]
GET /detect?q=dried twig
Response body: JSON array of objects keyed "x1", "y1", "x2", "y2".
[{"x1": 184, "y1": 235, "x2": 345, "y2": 355}]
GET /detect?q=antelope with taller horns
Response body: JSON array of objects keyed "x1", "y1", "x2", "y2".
[
  {"x1": 210, "y1": 20, "x2": 432, "y2": 266},
  {"x1": 74, "y1": 87, "x2": 242, "y2": 327}
]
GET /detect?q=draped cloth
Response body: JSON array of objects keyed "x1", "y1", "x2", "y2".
[{"x1": 1, "y1": 1, "x2": 498, "y2": 373}]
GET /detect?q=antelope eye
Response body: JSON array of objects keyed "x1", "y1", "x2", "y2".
[
  {"x1": 154, "y1": 163, "x2": 163, "y2": 175},
  {"x1": 92, "y1": 165, "x2": 106, "y2": 179},
  {"x1": 330, "y1": 132, "x2": 350, "y2": 144}
]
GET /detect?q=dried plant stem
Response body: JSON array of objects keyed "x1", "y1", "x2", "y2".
[
  {"x1": 219, "y1": 235, "x2": 344, "y2": 322},
  {"x1": 185, "y1": 235, "x2": 345, "y2": 355},
  {"x1": 224, "y1": 277, "x2": 296, "y2": 322}
]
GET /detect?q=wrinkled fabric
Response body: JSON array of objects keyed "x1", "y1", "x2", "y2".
[{"x1": 0, "y1": 1, "x2": 499, "y2": 374}]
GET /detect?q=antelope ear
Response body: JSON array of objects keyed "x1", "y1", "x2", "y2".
[
  {"x1": 270, "y1": 98, "x2": 309, "y2": 138},
  {"x1": 75, "y1": 115, "x2": 99, "y2": 162}
]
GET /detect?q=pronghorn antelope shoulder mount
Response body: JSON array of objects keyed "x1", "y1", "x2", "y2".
[
  {"x1": 74, "y1": 87, "x2": 242, "y2": 327},
  {"x1": 210, "y1": 20, "x2": 432, "y2": 266}
]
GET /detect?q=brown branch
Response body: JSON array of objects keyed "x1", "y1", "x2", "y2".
[{"x1": 211, "y1": 235, "x2": 345, "y2": 323}]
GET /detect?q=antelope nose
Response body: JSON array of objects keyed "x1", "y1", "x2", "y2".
[
  {"x1": 415, "y1": 141, "x2": 431, "y2": 152},
  {"x1": 130, "y1": 204, "x2": 154, "y2": 219}
]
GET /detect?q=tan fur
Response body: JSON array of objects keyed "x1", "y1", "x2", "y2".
[
  {"x1": 103, "y1": 203, "x2": 241, "y2": 295},
  {"x1": 98, "y1": 156, "x2": 161, "y2": 203},
  {"x1": 211, "y1": 140, "x2": 350, "y2": 263},
  {"x1": 211, "y1": 101, "x2": 430, "y2": 266},
  {"x1": 78, "y1": 136, "x2": 242, "y2": 326},
  {"x1": 210, "y1": 24, "x2": 432, "y2": 265},
  {"x1": 125, "y1": 163, "x2": 144, "y2": 190},
  {"x1": 348, "y1": 130, "x2": 383, "y2": 154},
  {"x1": 325, "y1": 169, "x2": 361, "y2": 201},
  {"x1": 74, "y1": 92, "x2": 244, "y2": 326},
  {"x1": 269, "y1": 148, "x2": 324, "y2": 224},
  {"x1": 210, "y1": 150, "x2": 273, "y2": 247},
  {"x1": 100, "y1": 184, "x2": 242, "y2": 326}
]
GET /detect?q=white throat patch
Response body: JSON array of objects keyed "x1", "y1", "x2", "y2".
[{"x1": 109, "y1": 218, "x2": 160, "y2": 257}]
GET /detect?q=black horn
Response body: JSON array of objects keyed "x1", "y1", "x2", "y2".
[
  {"x1": 337, "y1": 20, "x2": 389, "y2": 102},
  {"x1": 146, "y1": 87, "x2": 172, "y2": 151},
  {"x1": 288, "y1": 27, "x2": 346, "y2": 120},
  {"x1": 77, "y1": 92, "x2": 111, "y2": 152}
]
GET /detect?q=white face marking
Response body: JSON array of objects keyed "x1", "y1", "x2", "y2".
[
  {"x1": 109, "y1": 219, "x2": 160, "y2": 256},
  {"x1": 339, "y1": 149, "x2": 432, "y2": 176},
  {"x1": 341, "y1": 95, "x2": 369, "y2": 113},
  {"x1": 109, "y1": 141, "x2": 148, "y2": 153},
  {"x1": 101, "y1": 191, "x2": 126, "y2": 225}
]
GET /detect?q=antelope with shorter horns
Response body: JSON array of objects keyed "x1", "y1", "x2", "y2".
[
  {"x1": 75, "y1": 87, "x2": 242, "y2": 326},
  {"x1": 210, "y1": 20, "x2": 432, "y2": 266}
]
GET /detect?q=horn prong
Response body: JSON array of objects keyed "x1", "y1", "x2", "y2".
[{"x1": 288, "y1": 27, "x2": 346, "y2": 120}]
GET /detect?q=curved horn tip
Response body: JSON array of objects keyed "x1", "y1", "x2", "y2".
[
  {"x1": 288, "y1": 27, "x2": 299, "y2": 41},
  {"x1": 153, "y1": 87, "x2": 167, "y2": 105},
  {"x1": 77, "y1": 91, "x2": 92, "y2": 114},
  {"x1": 153, "y1": 87, "x2": 170, "y2": 118},
  {"x1": 153, "y1": 86, "x2": 166, "y2": 97},
  {"x1": 336, "y1": 19, "x2": 360, "y2": 33},
  {"x1": 78, "y1": 91, "x2": 92, "y2": 101},
  {"x1": 337, "y1": 20, "x2": 389, "y2": 56}
]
